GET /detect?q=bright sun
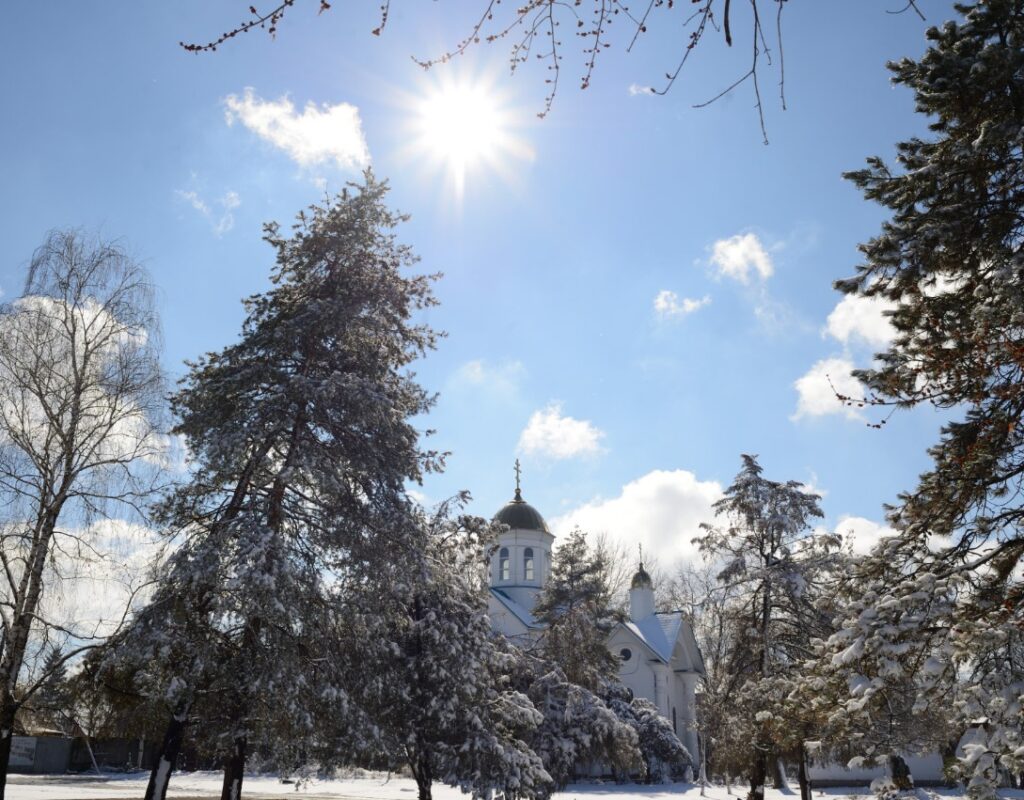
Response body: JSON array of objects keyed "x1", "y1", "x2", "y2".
[{"x1": 409, "y1": 77, "x2": 532, "y2": 199}]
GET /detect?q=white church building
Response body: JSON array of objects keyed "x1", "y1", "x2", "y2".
[{"x1": 486, "y1": 481, "x2": 704, "y2": 761}]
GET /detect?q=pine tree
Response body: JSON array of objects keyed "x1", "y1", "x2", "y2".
[
  {"x1": 523, "y1": 664, "x2": 640, "y2": 792},
  {"x1": 33, "y1": 646, "x2": 71, "y2": 735},
  {"x1": 694, "y1": 455, "x2": 838, "y2": 800},
  {"x1": 822, "y1": 3, "x2": 1024, "y2": 797},
  {"x1": 340, "y1": 502, "x2": 551, "y2": 800},
  {"x1": 533, "y1": 529, "x2": 620, "y2": 693},
  {"x1": 111, "y1": 172, "x2": 443, "y2": 800},
  {"x1": 604, "y1": 685, "x2": 691, "y2": 784}
]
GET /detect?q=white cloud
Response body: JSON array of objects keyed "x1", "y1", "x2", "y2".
[
  {"x1": 37, "y1": 519, "x2": 163, "y2": 638},
  {"x1": 552, "y1": 469, "x2": 724, "y2": 565},
  {"x1": 629, "y1": 83, "x2": 653, "y2": 96},
  {"x1": 792, "y1": 357, "x2": 865, "y2": 421},
  {"x1": 452, "y1": 359, "x2": 525, "y2": 393},
  {"x1": 825, "y1": 293, "x2": 895, "y2": 348},
  {"x1": 833, "y1": 515, "x2": 896, "y2": 555},
  {"x1": 799, "y1": 472, "x2": 828, "y2": 499},
  {"x1": 223, "y1": 88, "x2": 370, "y2": 171},
  {"x1": 518, "y1": 403, "x2": 604, "y2": 460},
  {"x1": 176, "y1": 188, "x2": 240, "y2": 236},
  {"x1": 654, "y1": 291, "x2": 710, "y2": 319},
  {"x1": 709, "y1": 233, "x2": 774, "y2": 283}
]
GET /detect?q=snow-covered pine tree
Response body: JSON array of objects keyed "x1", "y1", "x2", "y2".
[
  {"x1": 604, "y1": 685, "x2": 691, "y2": 784},
  {"x1": 112, "y1": 173, "x2": 443, "y2": 800},
  {"x1": 802, "y1": 560, "x2": 961, "y2": 795},
  {"x1": 524, "y1": 664, "x2": 640, "y2": 791},
  {"x1": 694, "y1": 455, "x2": 839, "y2": 800},
  {"x1": 339, "y1": 501, "x2": 551, "y2": 800},
  {"x1": 819, "y1": 3, "x2": 1024, "y2": 797},
  {"x1": 533, "y1": 528, "x2": 620, "y2": 693}
]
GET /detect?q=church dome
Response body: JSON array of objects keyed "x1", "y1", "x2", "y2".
[
  {"x1": 494, "y1": 488, "x2": 549, "y2": 533},
  {"x1": 631, "y1": 564, "x2": 653, "y2": 589}
]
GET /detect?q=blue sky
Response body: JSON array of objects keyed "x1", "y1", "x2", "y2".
[{"x1": 1, "y1": 2, "x2": 958, "y2": 569}]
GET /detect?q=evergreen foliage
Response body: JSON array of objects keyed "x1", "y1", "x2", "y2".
[
  {"x1": 533, "y1": 529, "x2": 620, "y2": 692},
  {"x1": 339, "y1": 502, "x2": 551, "y2": 800},
  {"x1": 819, "y1": 3, "x2": 1024, "y2": 797},
  {"x1": 694, "y1": 455, "x2": 838, "y2": 800},
  {"x1": 110, "y1": 173, "x2": 443, "y2": 800},
  {"x1": 524, "y1": 665, "x2": 640, "y2": 793}
]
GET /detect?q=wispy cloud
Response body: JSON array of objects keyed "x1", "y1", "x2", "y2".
[
  {"x1": 628, "y1": 83, "x2": 654, "y2": 96},
  {"x1": 223, "y1": 88, "x2": 370, "y2": 171},
  {"x1": 518, "y1": 403, "x2": 604, "y2": 460},
  {"x1": 709, "y1": 232, "x2": 774, "y2": 283},
  {"x1": 448, "y1": 359, "x2": 526, "y2": 402},
  {"x1": 175, "y1": 187, "x2": 240, "y2": 236},
  {"x1": 654, "y1": 290, "x2": 710, "y2": 319}
]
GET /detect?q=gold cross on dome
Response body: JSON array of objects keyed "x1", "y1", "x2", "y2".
[{"x1": 514, "y1": 458, "x2": 522, "y2": 493}]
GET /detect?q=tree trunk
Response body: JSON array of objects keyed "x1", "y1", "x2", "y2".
[
  {"x1": 220, "y1": 736, "x2": 246, "y2": 800},
  {"x1": 144, "y1": 704, "x2": 189, "y2": 800},
  {"x1": 888, "y1": 753, "x2": 913, "y2": 791},
  {"x1": 797, "y1": 746, "x2": 811, "y2": 800},
  {"x1": 0, "y1": 699, "x2": 16, "y2": 800},
  {"x1": 748, "y1": 752, "x2": 767, "y2": 800},
  {"x1": 771, "y1": 756, "x2": 786, "y2": 789},
  {"x1": 413, "y1": 756, "x2": 432, "y2": 800}
]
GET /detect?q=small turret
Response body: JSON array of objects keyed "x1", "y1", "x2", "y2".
[{"x1": 629, "y1": 556, "x2": 655, "y2": 620}]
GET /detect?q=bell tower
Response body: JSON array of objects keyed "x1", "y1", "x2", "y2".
[{"x1": 491, "y1": 460, "x2": 555, "y2": 610}]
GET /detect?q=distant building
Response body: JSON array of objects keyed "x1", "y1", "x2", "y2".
[{"x1": 486, "y1": 479, "x2": 704, "y2": 761}]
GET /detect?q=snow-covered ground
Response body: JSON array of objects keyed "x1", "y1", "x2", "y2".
[{"x1": 6, "y1": 774, "x2": 1022, "y2": 800}]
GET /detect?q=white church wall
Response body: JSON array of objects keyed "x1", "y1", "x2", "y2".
[{"x1": 608, "y1": 626, "x2": 658, "y2": 706}]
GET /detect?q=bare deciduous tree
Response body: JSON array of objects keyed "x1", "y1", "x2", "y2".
[
  {"x1": 0, "y1": 230, "x2": 166, "y2": 798},
  {"x1": 179, "y1": 1, "x2": 925, "y2": 138}
]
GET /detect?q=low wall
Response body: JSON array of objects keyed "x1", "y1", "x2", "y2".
[{"x1": 8, "y1": 736, "x2": 73, "y2": 774}]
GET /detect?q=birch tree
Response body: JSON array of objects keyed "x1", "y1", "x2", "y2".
[{"x1": 0, "y1": 230, "x2": 165, "y2": 799}]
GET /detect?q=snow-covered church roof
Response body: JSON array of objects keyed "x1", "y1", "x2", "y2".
[
  {"x1": 490, "y1": 587, "x2": 539, "y2": 629},
  {"x1": 620, "y1": 611, "x2": 705, "y2": 672}
]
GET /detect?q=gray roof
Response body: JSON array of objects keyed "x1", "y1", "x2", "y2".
[
  {"x1": 622, "y1": 611, "x2": 704, "y2": 673},
  {"x1": 490, "y1": 588, "x2": 539, "y2": 628},
  {"x1": 494, "y1": 489, "x2": 549, "y2": 533}
]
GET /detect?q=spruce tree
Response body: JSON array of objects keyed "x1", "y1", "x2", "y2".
[
  {"x1": 340, "y1": 502, "x2": 551, "y2": 800},
  {"x1": 533, "y1": 528, "x2": 619, "y2": 692},
  {"x1": 112, "y1": 173, "x2": 443, "y2": 800},
  {"x1": 821, "y1": 3, "x2": 1024, "y2": 796},
  {"x1": 694, "y1": 455, "x2": 838, "y2": 800}
]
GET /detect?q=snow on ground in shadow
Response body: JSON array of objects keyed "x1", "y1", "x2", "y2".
[{"x1": 7, "y1": 773, "x2": 1024, "y2": 800}]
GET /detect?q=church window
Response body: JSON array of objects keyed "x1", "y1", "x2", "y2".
[
  {"x1": 619, "y1": 647, "x2": 632, "y2": 662},
  {"x1": 673, "y1": 707, "x2": 677, "y2": 733},
  {"x1": 499, "y1": 547, "x2": 510, "y2": 581},
  {"x1": 524, "y1": 547, "x2": 535, "y2": 581}
]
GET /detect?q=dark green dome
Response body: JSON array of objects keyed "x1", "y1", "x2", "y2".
[
  {"x1": 631, "y1": 564, "x2": 653, "y2": 589},
  {"x1": 494, "y1": 489, "x2": 549, "y2": 533}
]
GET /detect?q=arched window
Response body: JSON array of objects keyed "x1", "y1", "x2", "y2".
[
  {"x1": 499, "y1": 547, "x2": 510, "y2": 581},
  {"x1": 524, "y1": 547, "x2": 535, "y2": 581},
  {"x1": 672, "y1": 707, "x2": 677, "y2": 733}
]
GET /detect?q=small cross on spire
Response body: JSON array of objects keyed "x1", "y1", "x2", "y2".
[
  {"x1": 513, "y1": 458, "x2": 523, "y2": 500},
  {"x1": 638, "y1": 543, "x2": 644, "y2": 568}
]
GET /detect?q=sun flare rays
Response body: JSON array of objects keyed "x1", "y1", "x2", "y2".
[{"x1": 400, "y1": 74, "x2": 534, "y2": 202}]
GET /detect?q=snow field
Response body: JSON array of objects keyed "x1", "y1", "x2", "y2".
[{"x1": 6, "y1": 774, "x2": 1019, "y2": 800}]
